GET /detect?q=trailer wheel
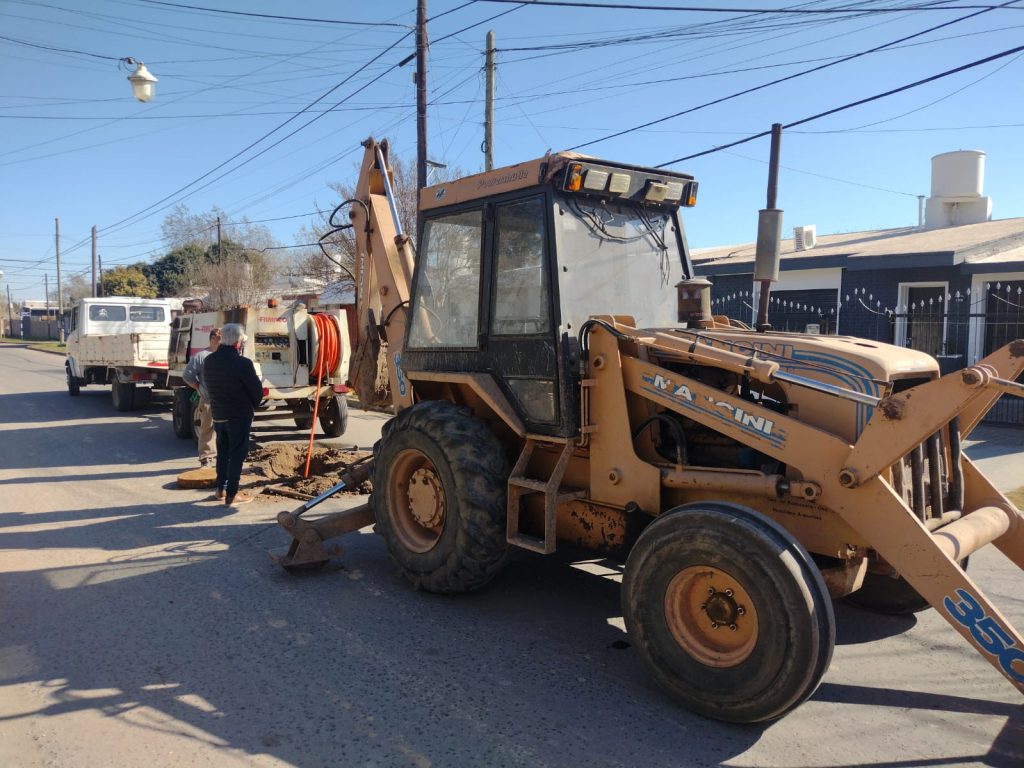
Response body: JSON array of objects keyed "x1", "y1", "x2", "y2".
[
  {"x1": 846, "y1": 557, "x2": 969, "y2": 615},
  {"x1": 289, "y1": 399, "x2": 313, "y2": 430},
  {"x1": 66, "y1": 366, "x2": 80, "y2": 396},
  {"x1": 172, "y1": 388, "x2": 195, "y2": 438},
  {"x1": 623, "y1": 502, "x2": 835, "y2": 723},
  {"x1": 372, "y1": 400, "x2": 509, "y2": 594},
  {"x1": 318, "y1": 395, "x2": 348, "y2": 437},
  {"x1": 112, "y1": 380, "x2": 136, "y2": 411}
]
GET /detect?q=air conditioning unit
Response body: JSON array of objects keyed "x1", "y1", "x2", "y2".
[{"x1": 794, "y1": 224, "x2": 817, "y2": 251}]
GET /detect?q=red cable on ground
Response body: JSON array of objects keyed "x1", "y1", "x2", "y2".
[{"x1": 304, "y1": 313, "x2": 342, "y2": 478}]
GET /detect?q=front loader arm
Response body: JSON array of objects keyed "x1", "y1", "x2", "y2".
[
  {"x1": 842, "y1": 340, "x2": 1024, "y2": 486},
  {"x1": 589, "y1": 323, "x2": 1024, "y2": 695}
]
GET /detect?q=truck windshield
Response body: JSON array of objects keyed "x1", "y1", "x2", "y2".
[{"x1": 553, "y1": 195, "x2": 689, "y2": 331}]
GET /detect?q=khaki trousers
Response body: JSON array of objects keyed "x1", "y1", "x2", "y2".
[{"x1": 198, "y1": 398, "x2": 217, "y2": 464}]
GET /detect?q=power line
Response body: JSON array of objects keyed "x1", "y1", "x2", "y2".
[
  {"x1": 477, "y1": 0, "x2": 1021, "y2": 11},
  {"x1": 0, "y1": 33, "x2": 123, "y2": 60},
  {"x1": 658, "y1": 42, "x2": 1024, "y2": 165},
  {"x1": 97, "y1": 30, "x2": 415, "y2": 237},
  {"x1": 132, "y1": 0, "x2": 413, "y2": 28},
  {"x1": 567, "y1": 0, "x2": 1015, "y2": 151}
]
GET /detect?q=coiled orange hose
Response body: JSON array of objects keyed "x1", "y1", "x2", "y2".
[{"x1": 304, "y1": 313, "x2": 342, "y2": 478}]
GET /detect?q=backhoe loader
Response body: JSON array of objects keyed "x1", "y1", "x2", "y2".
[{"x1": 274, "y1": 138, "x2": 1024, "y2": 723}]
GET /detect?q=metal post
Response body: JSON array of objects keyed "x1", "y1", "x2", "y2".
[
  {"x1": 91, "y1": 225, "x2": 98, "y2": 297},
  {"x1": 755, "y1": 124, "x2": 783, "y2": 332},
  {"x1": 45, "y1": 273, "x2": 51, "y2": 340},
  {"x1": 6, "y1": 284, "x2": 14, "y2": 339},
  {"x1": 918, "y1": 194, "x2": 925, "y2": 228},
  {"x1": 416, "y1": 0, "x2": 428, "y2": 190},
  {"x1": 484, "y1": 30, "x2": 495, "y2": 171},
  {"x1": 55, "y1": 217, "x2": 64, "y2": 342}
]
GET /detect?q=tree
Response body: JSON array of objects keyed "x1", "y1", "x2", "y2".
[
  {"x1": 143, "y1": 243, "x2": 207, "y2": 297},
  {"x1": 185, "y1": 251, "x2": 274, "y2": 310},
  {"x1": 102, "y1": 265, "x2": 157, "y2": 298},
  {"x1": 162, "y1": 204, "x2": 277, "y2": 254},
  {"x1": 291, "y1": 153, "x2": 433, "y2": 292},
  {"x1": 61, "y1": 274, "x2": 93, "y2": 303}
]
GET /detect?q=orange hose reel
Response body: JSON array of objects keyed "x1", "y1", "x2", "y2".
[{"x1": 304, "y1": 313, "x2": 343, "y2": 478}]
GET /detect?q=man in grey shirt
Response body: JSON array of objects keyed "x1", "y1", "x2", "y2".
[{"x1": 182, "y1": 326, "x2": 220, "y2": 467}]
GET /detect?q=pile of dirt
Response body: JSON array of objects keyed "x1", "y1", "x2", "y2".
[{"x1": 247, "y1": 443, "x2": 373, "y2": 498}]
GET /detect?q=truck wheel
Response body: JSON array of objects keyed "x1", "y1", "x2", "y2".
[
  {"x1": 172, "y1": 388, "x2": 194, "y2": 438},
  {"x1": 845, "y1": 557, "x2": 969, "y2": 615},
  {"x1": 112, "y1": 380, "x2": 136, "y2": 412},
  {"x1": 66, "y1": 366, "x2": 80, "y2": 396},
  {"x1": 318, "y1": 394, "x2": 348, "y2": 437},
  {"x1": 623, "y1": 502, "x2": 835, "y2": 723},
  {"x1": 372, "y1": 400, "x2": 509, "y2": 594}
]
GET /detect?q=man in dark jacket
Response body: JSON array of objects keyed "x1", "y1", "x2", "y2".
[{"x1": 203, "y1": 322, "x2": 262, "y2": 505}]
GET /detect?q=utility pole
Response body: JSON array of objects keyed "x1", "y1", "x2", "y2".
[
  {"x1": 55, "y1": 217, "x2": 65, "y2": 343},
  {"x1": 91, "y1": 225, "x2": 98, "y2": 297},
  {"x1": 6, "y1": 284, "x2": 14, "y2": 339},
  {"x1": 484, "y1": 30, "x2": 495, "y2": 171},
  {"x1": 216, "y1": 216, "x2": 222, "y2": 261},
  {"x1": 45, "y1": 273, "x2": 51, "y2": 340},
  {"x1": 416, "y1": 0, "x2": 428, "y2": 190},
  {"x1": 98, "y1": 254, "x2": 104, "y2": 296}
]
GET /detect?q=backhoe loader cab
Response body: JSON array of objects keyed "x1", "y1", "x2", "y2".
[
  {"x1": 406, "y1": 154, "x2": 700, "y2": 436},
  {"x1": 280, "y1": 139, "x2": 1024, "y2": 724}
]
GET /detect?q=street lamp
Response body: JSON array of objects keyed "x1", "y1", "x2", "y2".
[
  {"x1": 123, "y1": 58, "x2": 158, "y2": 102},
  {"x1": 426, "y1": 159, "x2": 447, "y2": 184}
]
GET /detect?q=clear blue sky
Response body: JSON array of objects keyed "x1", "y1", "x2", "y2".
[{"x1": 2, "y1": 0, "x2": 1023, "y2": 303}]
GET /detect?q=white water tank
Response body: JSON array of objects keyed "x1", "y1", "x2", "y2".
[{"x1": 930, "y1": 150, "x2": 985, "y2": 198}]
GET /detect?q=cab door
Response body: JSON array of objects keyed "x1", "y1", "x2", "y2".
[{"x1": 486, "y1": 194, "x2": 562, "y2": 435}]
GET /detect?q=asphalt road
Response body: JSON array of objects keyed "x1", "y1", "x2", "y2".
[{"x1": 1, "y1": 343, "x2": 1022, "y2": 768}]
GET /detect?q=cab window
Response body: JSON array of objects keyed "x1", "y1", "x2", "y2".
[
  {"x1": 130, "y1": 305, "x2": 165, "y2": 322},
  {"x1": 89, "y1": 304, "x2": 126, "y2": 322},
  {"x1": 408, "y1": 209, "x2": 483, "y2": 348},
  {"x1": 492, "y1": 196, "x2": 550, "y2": 336}
]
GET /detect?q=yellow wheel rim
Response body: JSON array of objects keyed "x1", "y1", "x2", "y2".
[
  {"x1": 664, "y1": 565, "x2": 758, "y2": 668},
  {"x1": 387, "y1": 448, "x2": 446, "y2": 553}
]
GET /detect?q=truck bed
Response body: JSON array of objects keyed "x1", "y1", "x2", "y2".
[{"x1": 76, "y1": 332, "x2": 169, "y2": 369}]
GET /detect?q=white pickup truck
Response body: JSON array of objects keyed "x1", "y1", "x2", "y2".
[
  {"x1": 65, "y1": 297, "x2": 173, "y2": 410},
  {"x1": 167, "y1": 301, "x2": 352, "y2": 440}
]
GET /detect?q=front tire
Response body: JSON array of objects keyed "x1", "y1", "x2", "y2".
[
  {"x1": 318, "y1": 394, "x2": 348, "y2": 437},
  {"x1": 372, "y1": 400, "x2": 509, "y2": 594},
  {"x1": 112, "y1": 379, "x2": 136, "y2": 412},
  {"x1": 623, "y1": 502, "x2": 835, "y2": 723}
]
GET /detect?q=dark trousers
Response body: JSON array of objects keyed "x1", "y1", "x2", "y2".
[{"x1": 214, "y1": 417, "x2": 252, "y2": 499}]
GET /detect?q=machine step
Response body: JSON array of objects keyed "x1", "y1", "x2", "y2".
[{"x1": 507, "y1": 439, "x2": 581, "y2": 554}]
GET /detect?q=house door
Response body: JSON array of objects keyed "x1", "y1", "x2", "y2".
[{"x1": 905, "y1": 286, "x2": 945, "y2": 356}]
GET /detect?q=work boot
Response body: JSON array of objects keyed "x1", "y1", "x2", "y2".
[{"x1": 226, "y1": 492, "x2": 254, "y2": 506}]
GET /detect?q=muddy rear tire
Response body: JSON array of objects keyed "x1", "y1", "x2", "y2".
[
  {"x1": 372, "y1": 400, "x2": 509, "y2": 594},
  {"x1": 623, "y1": 502, "x2": 835, "y2": 723}
]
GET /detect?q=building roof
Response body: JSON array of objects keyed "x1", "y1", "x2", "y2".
[{"x1": 692, "y1": 217, "x2": 1024, "y2": 275}]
